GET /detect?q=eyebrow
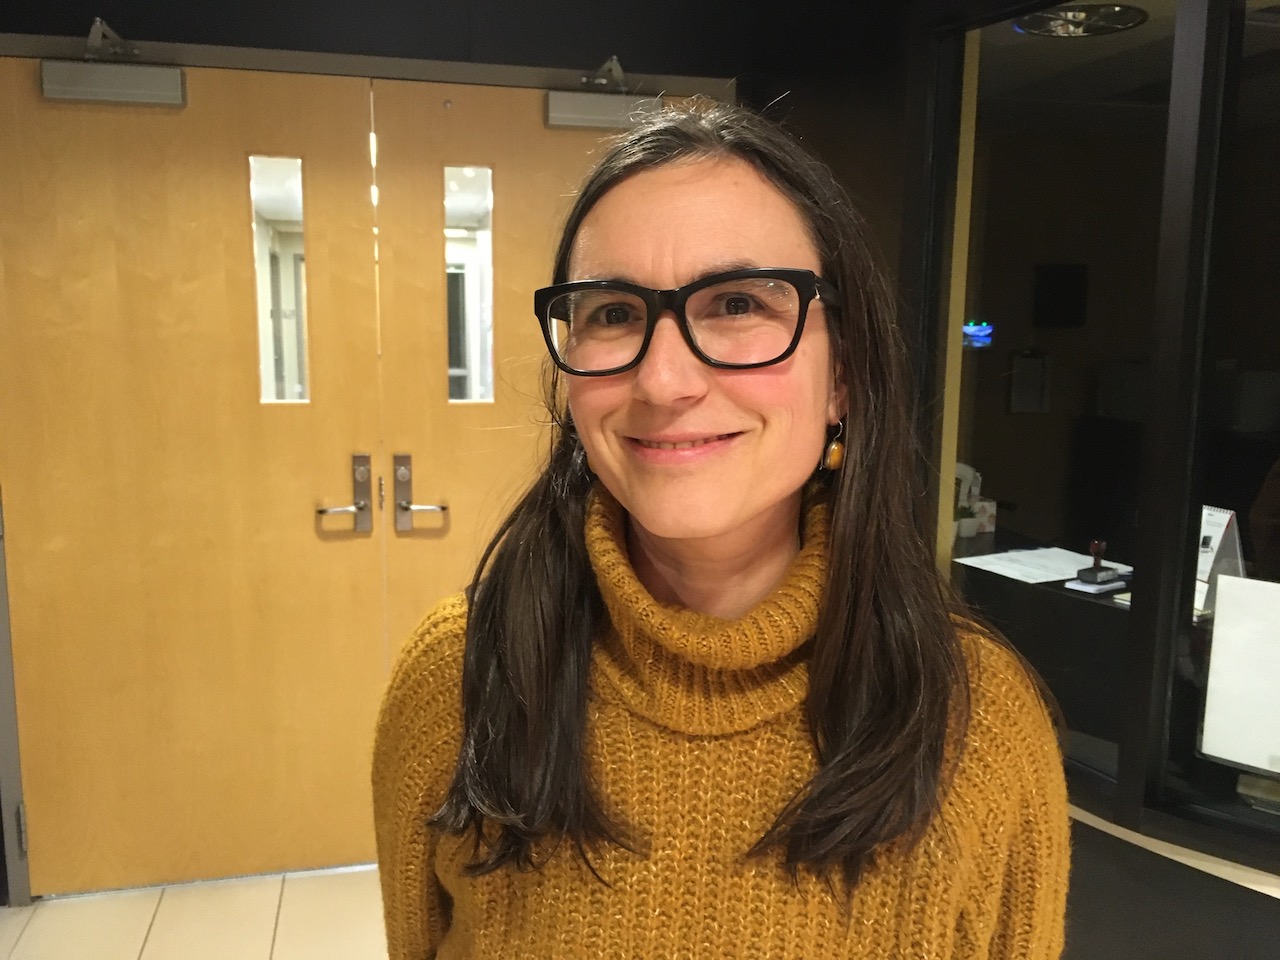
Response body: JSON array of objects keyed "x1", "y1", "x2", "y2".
[{"x1": 591, "y1": 259, "x2": 762, "y2": 288}]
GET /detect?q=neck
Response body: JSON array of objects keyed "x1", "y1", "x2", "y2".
[{"x1": 626, "y1": 499, "x2": 803, "y2": 620}]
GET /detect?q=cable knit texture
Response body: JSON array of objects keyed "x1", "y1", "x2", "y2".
[{"x1": 373, "y1": 493, "x2": 1070, "y2": 959}]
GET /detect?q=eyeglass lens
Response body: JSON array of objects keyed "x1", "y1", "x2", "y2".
[{"x1": 548, "y1": 276, "x2": 803, "y2": 372}]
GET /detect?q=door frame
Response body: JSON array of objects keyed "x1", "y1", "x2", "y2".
[{"x1": 0, "y1": 492, "x2": 31, "y2": 907}]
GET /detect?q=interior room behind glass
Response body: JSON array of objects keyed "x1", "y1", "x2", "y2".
[
  {"x1": 953, "y1": 2, "x2": 1174, "y2": 789},
  {"x1": 958, "y1": 3, "x2": 1175, "y2": 568},
  {"x1": 954, "y1": 0, "x2": 1280, "y2": 844}
]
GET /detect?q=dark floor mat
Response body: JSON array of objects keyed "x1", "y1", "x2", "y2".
[{"x1": 1065, "y1": 820, "x2": 1280, "y2": 959}]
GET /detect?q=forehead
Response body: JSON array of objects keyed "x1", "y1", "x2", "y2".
[{"x1": 567, "y1": 155, "x2": 819, "y2": 283}]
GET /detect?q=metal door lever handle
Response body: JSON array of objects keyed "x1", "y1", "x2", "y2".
[
  {"x1": 316, "y1": 500, "x2": 369, "y2": 516},
  {"x1": 317, "y1": 454, "x2": 373, "y2": 532},
  {"x1": 392, "y1": 454, "x2": 447, "y2": 531},
  {"x1": 396, "y1": 501, "x2": 447, "y2": 513}
]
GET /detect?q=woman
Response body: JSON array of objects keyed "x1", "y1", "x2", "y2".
[{"x1": 373, "y1": 100, "x2": 1069, "y2": 959}]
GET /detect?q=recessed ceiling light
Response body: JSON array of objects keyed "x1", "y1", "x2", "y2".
[{"x1": 1013, "y1": 4, "x2": 1148, "y2": 37}]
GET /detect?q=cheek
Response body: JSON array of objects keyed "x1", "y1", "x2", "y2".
[
  {"x1": 749, "y1": 346, "x2": 839, "y2": 433},
  {"x1": 719, "y1": 374, "x2": 832, "y2": 459},
  {"x1": 565, "y1": 380, "x2": 617, "y2": 456}
]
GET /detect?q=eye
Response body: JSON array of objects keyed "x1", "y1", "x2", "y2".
[
  {"x1": 576, "y1": 299, "x2": 644, "y2": 329},
  {"x1": 706, "y1": 291, "x2": 763, "y2": 318},
  {"x1": 599, "y1": 304, "x2": 637, "y2": 326}
]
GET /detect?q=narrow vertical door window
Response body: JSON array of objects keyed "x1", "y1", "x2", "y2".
[
  {"x1": 250, "y1": 156, "x2": 310, "y2": 402},
  {"x1": 444, "y1": 166, "x2": 493, "y2": 401}
]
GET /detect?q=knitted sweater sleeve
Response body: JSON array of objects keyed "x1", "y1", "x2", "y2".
[
  {"x1": 978, "y1": 639, "x2": 1071, "y2": 960},
  {"x1": 372, "y1": 595, "x2": 468, "y2": 960}
]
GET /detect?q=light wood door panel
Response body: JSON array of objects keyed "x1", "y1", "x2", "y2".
[
  {"x1": 0, "y1": 60, "x2": 384, "y2": 894},
  {"x1": 374, "y1": 81, "x2": 606, "y2": 646},
  {"x1": 0, "y1": 61, "x2": 611, "y2": 896}
]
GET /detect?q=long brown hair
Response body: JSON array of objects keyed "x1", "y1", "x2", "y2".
[{"x1": 433, "y1": 99, "x2": 971, "y2": 884}]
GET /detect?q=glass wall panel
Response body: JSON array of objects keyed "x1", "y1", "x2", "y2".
[
  {"x1": 1161, "y1": 1, "x2": 1280, "y2": 835},
  {"x1": 950, "y1": 7, "x2": 1175, "y2": 793}
]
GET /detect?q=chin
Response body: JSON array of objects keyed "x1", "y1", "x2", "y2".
[
  {"x1": 632, "y1": 513, "x2": 733, "y2": 542},
  {"x1": 615, "y1": 484, "x2": 799, "y2": 544},
  {"x1": 607, "y1": 486, "x2": 718, "y2": 538}
]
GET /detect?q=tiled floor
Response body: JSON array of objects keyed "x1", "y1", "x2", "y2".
[
  {"x1": 0, "y1": 816, "x2": 1275, "y2": 959},
  {"x1": 0, "y1": 865, "x2": 386, "y2": 960}
]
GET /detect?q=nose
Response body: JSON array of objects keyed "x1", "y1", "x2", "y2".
[{"x1": 630, "y1": 311, "x2": 709, "y2": 405}]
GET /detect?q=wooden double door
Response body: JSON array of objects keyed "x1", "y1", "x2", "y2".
[{"x1": 0, "y1": 59, "x2": 602, "y2": 895}]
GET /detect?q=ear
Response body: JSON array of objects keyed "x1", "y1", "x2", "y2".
[{"x1": 827, "y1": 368, "x2": 848, "y2": 425}]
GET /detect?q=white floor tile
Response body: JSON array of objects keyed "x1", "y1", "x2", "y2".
[
  {"x1": 270, "y1": 867, "x2": 387, "y2": 960},
  {"x1": 140, "y1": 875, "x2": 282, "y2": 960},
  {"x1": 0, "y1": 905, "x2": 37, "y2": 957},
  {"x1": 1070, "y1": 805, "x2": 1280, "y2": 899},
  {"x1": 10, "y1": 887, "x2": 161, "y2": 960}
]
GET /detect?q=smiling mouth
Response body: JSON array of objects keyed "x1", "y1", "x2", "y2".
[{"x1": 632, "y1": 433, "x2": 738, "y2": 450}]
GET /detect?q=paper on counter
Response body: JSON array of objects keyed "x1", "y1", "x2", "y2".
[{"x1": 954, "y1": 547, "x2": 1133, "y2": 584}]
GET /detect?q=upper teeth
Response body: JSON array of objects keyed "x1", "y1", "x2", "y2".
[{"x1": 636, "y1": 435, "x2": 728, "y2": 450}]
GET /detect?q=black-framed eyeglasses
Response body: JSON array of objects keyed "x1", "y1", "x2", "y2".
[{"x1": 534, "y1": 267, "x2": 839, "y2": 377}]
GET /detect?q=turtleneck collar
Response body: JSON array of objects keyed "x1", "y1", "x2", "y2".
[{"x1": 584, "y1": 489, "x2": 828, "y2": 736}]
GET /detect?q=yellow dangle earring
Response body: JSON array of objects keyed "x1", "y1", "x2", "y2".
[{"x1": 821, "y1": 420, "x2": 846, "y2": 471}]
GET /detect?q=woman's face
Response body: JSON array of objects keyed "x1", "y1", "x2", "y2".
[{"x1": 565, "y1": 155, "x2": 845, "y2": 545}]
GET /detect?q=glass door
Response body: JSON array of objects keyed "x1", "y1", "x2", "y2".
[
  {"x1": 942, "y1": 4, "x2": 1176, "y2": 798},
  {"x1": 1158, "y1": 0, "x2": 1280, "y2": 845}
]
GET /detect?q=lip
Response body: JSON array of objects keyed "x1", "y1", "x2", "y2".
[{"x1": 624, "y1": 431, "x2": 742, "y2": 462}]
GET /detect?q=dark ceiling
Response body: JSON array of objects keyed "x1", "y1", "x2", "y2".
[{"x1": 0, "y1": 0, "x2": 908, "y2": 83}]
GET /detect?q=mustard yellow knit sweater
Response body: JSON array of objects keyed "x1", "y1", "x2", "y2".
[{"x1": 372, "y1": 495, "x2": 1070, "y2": 959}]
